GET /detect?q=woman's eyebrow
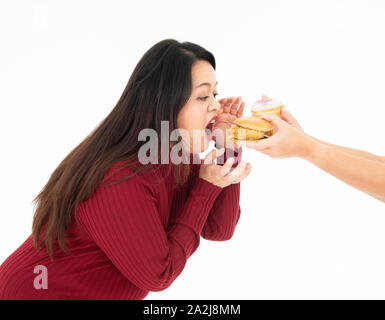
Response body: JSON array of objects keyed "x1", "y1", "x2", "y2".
[{"x1": 195, "y1": 81, "x2": 218, "y2": 89}]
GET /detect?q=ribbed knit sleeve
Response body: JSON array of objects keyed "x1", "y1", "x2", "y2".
[
  {"x1": 77, "y1": 170, "x2": 223, "y2": 293},
  {"x1": 201, "y1": 147, "x2": 243, "y2": 241},
  {"x1": 201, "y1": 183, "x2": 241, "y2": 241}
]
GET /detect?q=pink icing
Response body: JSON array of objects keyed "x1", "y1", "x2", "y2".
[{"x1": 256, "y1": 98, "x2": 272, "y2": 104}]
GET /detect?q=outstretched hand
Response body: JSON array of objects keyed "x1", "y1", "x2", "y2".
[{"x1": 245, "y1": 112, "x2": 311, "y2": 159}]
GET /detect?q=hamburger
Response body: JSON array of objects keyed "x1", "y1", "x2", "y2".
[
  {"x1": 251, "y1": 97, "x2": 284, "y2": 117},
  {"x1": 226, "y1": 116, "x2": 274, "y2": 141}
]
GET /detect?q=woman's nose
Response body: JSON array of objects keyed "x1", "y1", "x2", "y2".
[{"x1": 208, "y1": 98, "x2": 221, "y2": 112}]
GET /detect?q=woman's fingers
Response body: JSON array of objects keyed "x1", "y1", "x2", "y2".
[
  {"x1": 222, "y1": 97, "x2": 234, "y2": 113},
  {"x1": 219, "y1": 157, "x2": 235, "y2": 176},
  {"x1": 218, "y1": 98, "x2": 228, "y2": 106},
  {"x1": 225, "y1": 162, "x2": 245, "y2": 180},
  {"x1": 230, "y1": 96, "x2": 242, "y2": 115},
  {"x1": 236, "y1": 100, "x2": 246, "y2": 118},
  {"x1": 232, "y1": 162, "x2": 252, "y2": 183},
  {"x1": 226, "y1": 161, "x2": 251, "y2": 183},
  {"x1": 220, "y1": 96, "x2": 246, "y2": 116},
  {"x1": 203, "y1": 147, "x2": 225, "y2": 164},
  {"x1": 219, "y1": 97, "x2": 228, "y2": 111}
]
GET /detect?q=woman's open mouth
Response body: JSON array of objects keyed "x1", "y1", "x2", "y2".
[{"x1": 204, "y1": 116, "x2": 218, "y2": 140}]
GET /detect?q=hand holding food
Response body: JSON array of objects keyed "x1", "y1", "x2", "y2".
[
  {"x1": 225, "y1": 95, "x2": 311, "y2": 158},
  {"x1": 225, "y1": 95, "x2": 281, "y2": 144},
  {"x1": 245, "y1": 113, "x2": 312, "y2": 158}
]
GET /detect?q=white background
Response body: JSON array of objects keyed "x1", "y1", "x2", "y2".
[{"x1": 1, "y1": 0, "x2": 384, "y2": 299}]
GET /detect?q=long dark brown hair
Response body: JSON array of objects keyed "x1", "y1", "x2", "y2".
[{"x1": 31, "y1": 39, "x2": 216, "y2": 260}]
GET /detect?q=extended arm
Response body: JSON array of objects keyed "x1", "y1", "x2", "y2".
[
  {"x1": 309, "y1": 138, "x2": 385, "y2": 202},
  {"x1": 248, "y1": 111, "x2": 385, "y2": 203},
  {"x1": 302, "y1": 137, "x2": 385, "y2": 200},
  {"x1": 78, "y1": 169, "x2": 222, "y2": 292}
]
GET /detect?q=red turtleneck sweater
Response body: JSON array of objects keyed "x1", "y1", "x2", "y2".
[{"x1": 0, "y1": 148, "x2": 242, "y2": 299}]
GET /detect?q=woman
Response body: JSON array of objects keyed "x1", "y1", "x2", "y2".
[
  {"x1": 244, "y1": 103, "x2": 385, "y2": 202},
  {"x1": 0, "y1": 39, "x2": 252, "y2": 299}
]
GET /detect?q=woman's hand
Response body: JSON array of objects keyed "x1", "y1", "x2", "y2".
[
  {"x1": 212, "y1": 96, "x2": 245, "y2": 152},
  {"x1": 199, "y1": 148, "x2": 252, "y2": 188},
  {"x1": 245, "y1": 112, "x2": 314, "y2": 159}
]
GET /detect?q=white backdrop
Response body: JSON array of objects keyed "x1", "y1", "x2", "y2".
[{"x1": 1, "y1": 0, "x2": 384, "y2": 299}]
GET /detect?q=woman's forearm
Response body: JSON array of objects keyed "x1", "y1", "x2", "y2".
[{"x1": 301, "y1": 135, "x2": 385, "y2": 198}]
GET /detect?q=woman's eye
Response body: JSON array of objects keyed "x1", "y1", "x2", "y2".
[{"x1": 198, "y1": 93, "x2": 219, "y2": 101}]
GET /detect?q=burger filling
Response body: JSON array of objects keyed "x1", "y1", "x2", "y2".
[{"x1": 226, "y1": 126, "x2": 272, "y2": 141}]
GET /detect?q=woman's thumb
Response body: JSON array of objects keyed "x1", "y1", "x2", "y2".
[
  {"x1": 262, "y1": 114, "x2": 285, "y2": 126},
  {"x1": 261, "y1": 114, "x2": 286, "y2": 134}
]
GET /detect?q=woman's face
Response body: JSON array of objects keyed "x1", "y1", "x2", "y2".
[{"x1": 177, "y1": 60, "x2": 221, "y2": 154}]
